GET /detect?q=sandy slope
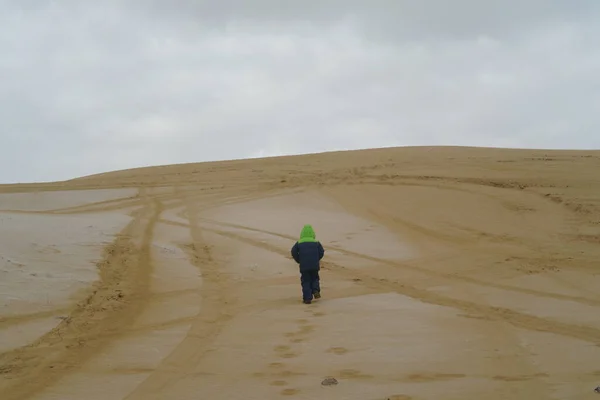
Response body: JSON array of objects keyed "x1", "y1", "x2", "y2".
[{"x1": 0, "y1": 146, "x2": 599, "y2": 400}]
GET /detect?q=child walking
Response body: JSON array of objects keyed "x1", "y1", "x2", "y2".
[{"x1": 291, "y1": 224, "x2": 325, "y2": 304}]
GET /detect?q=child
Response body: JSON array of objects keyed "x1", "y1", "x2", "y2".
[{"x1": 291, "y1": 224, "x2": 325, "y2": 304}]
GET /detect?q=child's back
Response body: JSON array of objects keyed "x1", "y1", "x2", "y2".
[{"x1": 291, "y1": 224, "x2": 325, "y2": 304}]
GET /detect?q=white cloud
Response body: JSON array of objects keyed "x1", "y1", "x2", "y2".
[{"x1": 1, "y1": 1, "x2": 599, "y2": 182}]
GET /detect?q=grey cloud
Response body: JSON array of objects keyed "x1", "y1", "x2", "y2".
[
  {"x1": 1, "y1": 1, "x2": 599, "y2": 182},
  {"x1": 124, "y1": 0, "x2": 600, "y2": 41}
]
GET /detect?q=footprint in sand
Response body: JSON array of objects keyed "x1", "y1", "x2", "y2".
[
  {"x1": 281, "y1": 388, "x2": 300, "y2": 396},
  {"x1": 283, "y1": 324, "x2": 315, "y2": 340},
  {"x1": 406, "y1": 372, "x2": 465, "y2": 382},
  {"x1": 279, "y1": 352, "x2": 299, "y2": 359},
  {"x1": 273, "y1": 344, "x2": 299, "y2": 359},
  {"x1": 339, "y1": 369, "x2": 374, "y2": 379},
  {"x1": 299, "y1": 325, "x2": 315, "y2": 334},
  {"x1": 254, "y1": 362, "x2": 304, "y2": 384},
  {"x1": 326, "y1": 346, "x2": 348, "y2": 355},
  {"x1": 275, "y1": 369, "x2": 306, "y2": 378}
]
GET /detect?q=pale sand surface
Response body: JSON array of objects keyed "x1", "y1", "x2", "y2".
[{"x1": 1, "y1": 146, "x2": 600, "y2": 399}]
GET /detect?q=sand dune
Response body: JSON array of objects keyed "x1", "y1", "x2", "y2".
[{"x1": 1, "y1": 146, "x2": 599, "y2": 400}]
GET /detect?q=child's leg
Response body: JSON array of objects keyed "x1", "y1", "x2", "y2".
[
  {"x1": 300, "y1": 271, "x2": 313, "y2": 303},
  {"x1": 311, "y1": 271, "x2": 321, "y2": 298}
]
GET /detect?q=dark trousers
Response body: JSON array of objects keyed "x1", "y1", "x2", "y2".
[{"x1": 300, "y1": 270, "x2": 320, "y2": 301}]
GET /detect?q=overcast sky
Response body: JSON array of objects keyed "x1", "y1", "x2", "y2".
[{"x1": 1, "y1": 1, "x2": 599, "y2": 183}]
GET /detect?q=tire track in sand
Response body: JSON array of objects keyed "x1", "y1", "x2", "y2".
[
  {"x1": 173, "y1": 216, "x2": 600, "y2": 308},
  {"x1": 123, "y1": 187, "x2": 236, "y2": 400},
  {"x1": 184, "y1": 220, "x2": 553, "y2": 397},
  {"x1": 183, "y1": 215, "x2": 546, "y2": 396},
  {"x1": 0, "y1": 189, "x2": 162, "y2": 400},
  {"x1": 189, "y1": 223, "x2": 600, "y2": 345},
  {"x1": 0, "y1": 194, "x2": 142, "y2": 215}
]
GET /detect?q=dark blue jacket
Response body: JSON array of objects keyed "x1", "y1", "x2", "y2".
[{"x1": 291, "y1": 240, "x2": 325, "y2": 272}]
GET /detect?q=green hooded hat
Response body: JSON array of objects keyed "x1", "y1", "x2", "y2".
[{"x1": 298, "y1": 224, "x2": 318, "y2": 243}]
